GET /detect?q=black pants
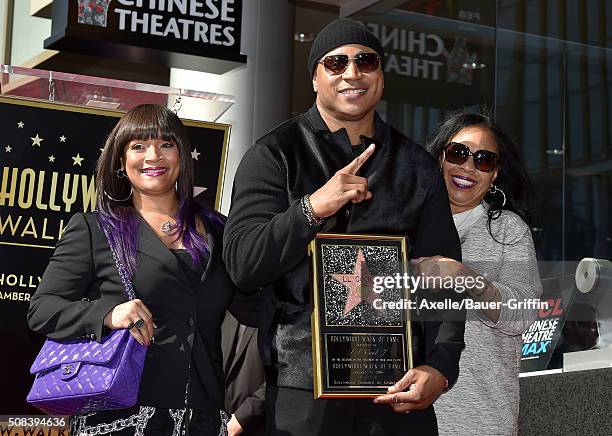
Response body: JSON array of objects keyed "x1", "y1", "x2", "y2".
[{"x1": 265, "y1": 386, "x2": 438, "y2": 436}]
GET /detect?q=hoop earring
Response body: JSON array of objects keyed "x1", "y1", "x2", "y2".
[
  {"x1": 115, "y1": 169, "x2": 127, "y2": 178},
  {"x1": 489, "y1": 184, "x2": 506, "y2": 207},
  {"x1": 104, "y1": 186, "x2": 133, "y2": 202}
]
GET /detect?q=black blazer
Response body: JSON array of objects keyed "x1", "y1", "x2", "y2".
[
  {"x1": 28, "y1": 211, "x2": 253, "y2": 411},
  {"x1": 222, "y1": 312, "x2": 265, "y2": 436}
]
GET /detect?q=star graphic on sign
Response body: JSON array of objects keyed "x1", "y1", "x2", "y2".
[
  {"x1": 31, "y1": 134, "x2": 43, "y2": 147},
  {"x1": 193, "y1": 186, "x2": 207, "y2": 197},
  {"x1": 191, "y1": 147, "x2": 201, "y2": 160},
  {"x1": 5, "y1": 145, "x2": 12, "y2": 153},
  {"x1": 48, "y1": 155, "x2": 56, "y2": 162},
  {"x1": 59, "y1": 135, "x2": 67, "y2": 142},
  {"x1": 17, "y1": 121, "x2": 24, "y2": 128},
  {"x1": 72, "y1": 153, "x2": 84, "y2": 166},
  {"x1": 330, "y1": 248, "x2": 377, "y2": 316}
]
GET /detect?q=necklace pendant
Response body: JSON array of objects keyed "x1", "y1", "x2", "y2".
[{"x1": 161, "y1": 220, "x2": 177, "y2": 234}]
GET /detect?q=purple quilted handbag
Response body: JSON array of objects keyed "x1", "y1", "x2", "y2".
[{"x1": 26, "y1": 224, "x2": 147, "y2": 416}]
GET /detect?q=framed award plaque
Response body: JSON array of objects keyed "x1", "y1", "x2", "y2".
[{"x1": 309, "y1": 233, "x2": 413, "y2": 399}]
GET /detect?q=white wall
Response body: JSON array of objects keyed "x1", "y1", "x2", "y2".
[
  {"x1": 0, "y1": 0, "x2": 8, "y2": 64},
  {"x1": 9, "y1": 0, "x2": 51, "y2": 65},
  {"x1": 170, "y1": 0, "x2": 294, "y2": 214}
]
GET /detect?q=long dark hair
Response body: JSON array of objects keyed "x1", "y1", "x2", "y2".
[
  {"x1": 95, "y1": 104, "x2": 217, "y2": 278},
  {"x1": 425, "y1": 109, "x2": 533, "y2": 238}
]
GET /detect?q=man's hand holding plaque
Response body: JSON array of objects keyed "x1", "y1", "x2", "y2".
[{"x1": 374, "y1": 366, "x2": 448, "y2": 412}]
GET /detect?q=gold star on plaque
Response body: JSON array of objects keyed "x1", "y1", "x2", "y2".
[
  {"x1": 59, "y1": 135, "x2": 67, "y2": 142},
  {"x1": 31, "y1": 134, "x2": 43, "y2": 147},
  {"x1": 48, "y1": 155, "x2": 56, "y2": 162},
  {"x1": 5, "y1": 145, "x2": 12, "y2": 152},
  {"x1": 72, "y1": 153, "x2": 84, "y2": 166},
  {"x1": 330, "y1": 249, "x2": 377, "y2": 316},
  {"x1": 17, "y1": 121, "x2": 24, "y2": 128}
]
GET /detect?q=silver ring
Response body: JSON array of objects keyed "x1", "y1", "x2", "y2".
[{"x1": 134, "y1": 319, "x2": 145, "y2": 330}]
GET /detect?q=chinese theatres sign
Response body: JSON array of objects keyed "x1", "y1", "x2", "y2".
[{"x1": 45, "y1": 0, "x2": 246, "y2": 72}]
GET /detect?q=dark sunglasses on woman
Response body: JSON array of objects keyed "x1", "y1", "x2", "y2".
[
  {"x1": 318, "y1": 53, "x2": 381, "y2": 75},
  {"x1": 444, "y1": 142, "x2": 499, "y2": 172}
]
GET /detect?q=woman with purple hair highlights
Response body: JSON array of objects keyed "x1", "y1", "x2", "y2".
[{"x1": 28, "y1": 104, "x2": 251, "y2": 435}]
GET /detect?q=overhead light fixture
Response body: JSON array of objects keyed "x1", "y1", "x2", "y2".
[
  {"x1": 82, "y1": 93, "x2": 121, "y2": 109},
  {"x1": 294, "y1": 32, "x2": 315, "y2": 43},
  {"x1": 462, "y1": 61, "x2": 487, "y2": 70}
]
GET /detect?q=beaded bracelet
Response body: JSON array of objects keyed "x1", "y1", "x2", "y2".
[{"x1": 301, "y1": 194, "x2": 324, "y2": 227}]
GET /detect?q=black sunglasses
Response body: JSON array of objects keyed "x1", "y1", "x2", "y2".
[
  {"x1": 444, "y1": 142, "x2": 499, "y2": 172},
  {"x1": 318, "y1": 53, "x2": 381, "y2": 75}
]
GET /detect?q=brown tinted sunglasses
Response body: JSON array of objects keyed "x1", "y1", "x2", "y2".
[
  {"x1": 318, "y1": 53, "x2": 381, "y2": 75},
  {"x1": 444, "y1": 142, "x2": 499, "y2": 172}
]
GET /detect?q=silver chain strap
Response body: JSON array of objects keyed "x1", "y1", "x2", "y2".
[
  {"x1": 172, "y1": 90, "x2": 183, "y2": 115},
  {"x1": 170, "y1": 408, "x2": 186, "y2": 436},
  {"x1": 72, "y1": 406, "x2": 155, "y2": 435},
  {"x1": 134, "y1": 406, "x2": 155, "y2": 436},
  {"x1": 102, "y1": 223, "x2": 135, "y2": 300},
  {"x1": 73, "y1": 407, "x2": 228, "y2": 435},
  {"x1": 218, "y1": 410, "x2": 230, "y2": 436},
  {"x1": 48, "y1": 72, "x2": 56, "y2": 102}
]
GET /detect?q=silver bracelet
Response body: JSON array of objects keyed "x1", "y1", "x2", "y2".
[{"x1": 301, "y1": 194, "x2": 324, "y2": 227}]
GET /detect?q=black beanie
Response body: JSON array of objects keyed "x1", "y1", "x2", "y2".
[{"x1": 308, "y1": 18, "x2": 384, "y2": 78}]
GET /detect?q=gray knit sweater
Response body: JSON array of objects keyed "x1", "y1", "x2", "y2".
[{"x1": 434, "y1": 210, "x2": 542, "y2": 436}]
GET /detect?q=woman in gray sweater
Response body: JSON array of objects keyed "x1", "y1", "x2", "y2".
[{"x1": 418, "y1": 111, "x2": 542, "y2": 435}]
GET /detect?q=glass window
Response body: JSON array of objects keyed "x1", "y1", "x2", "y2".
[
  {"x1": 522, "y1": 101, "x2": 541, "y2": 170},
  {"x1": 565, "y1": 0, "x2": 581, "y2": 43},
  {"x1": 346, "y1": 0, "x2": 611, "y2": 375},
  {"x1": 586, "y1": 0, "x2": 600, "y2": 47},
  {"x1": 568, "y1": 91, "x2": 586, "y2": 161},
  {"x1": 525, "y1": 0, "x2": 539, "y2": 35}
]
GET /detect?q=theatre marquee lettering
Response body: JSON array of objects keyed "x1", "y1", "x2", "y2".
[
  {"x1": 363, "y1": 15, "x2": 495, "y2": 109},
  {"x1": 367, "y1": 23, "x2": 446, "y2": 81},
  {"x1": 45, "y1": 0, "x2": 246, "y2": 71},
  {"x1": 114, "y1": 0, "x2": 237, "y2": 46}
]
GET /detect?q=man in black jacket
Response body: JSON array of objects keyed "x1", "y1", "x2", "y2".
[{"x1": 223, "y1": 18, "x2": 465, "y2": 436}]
